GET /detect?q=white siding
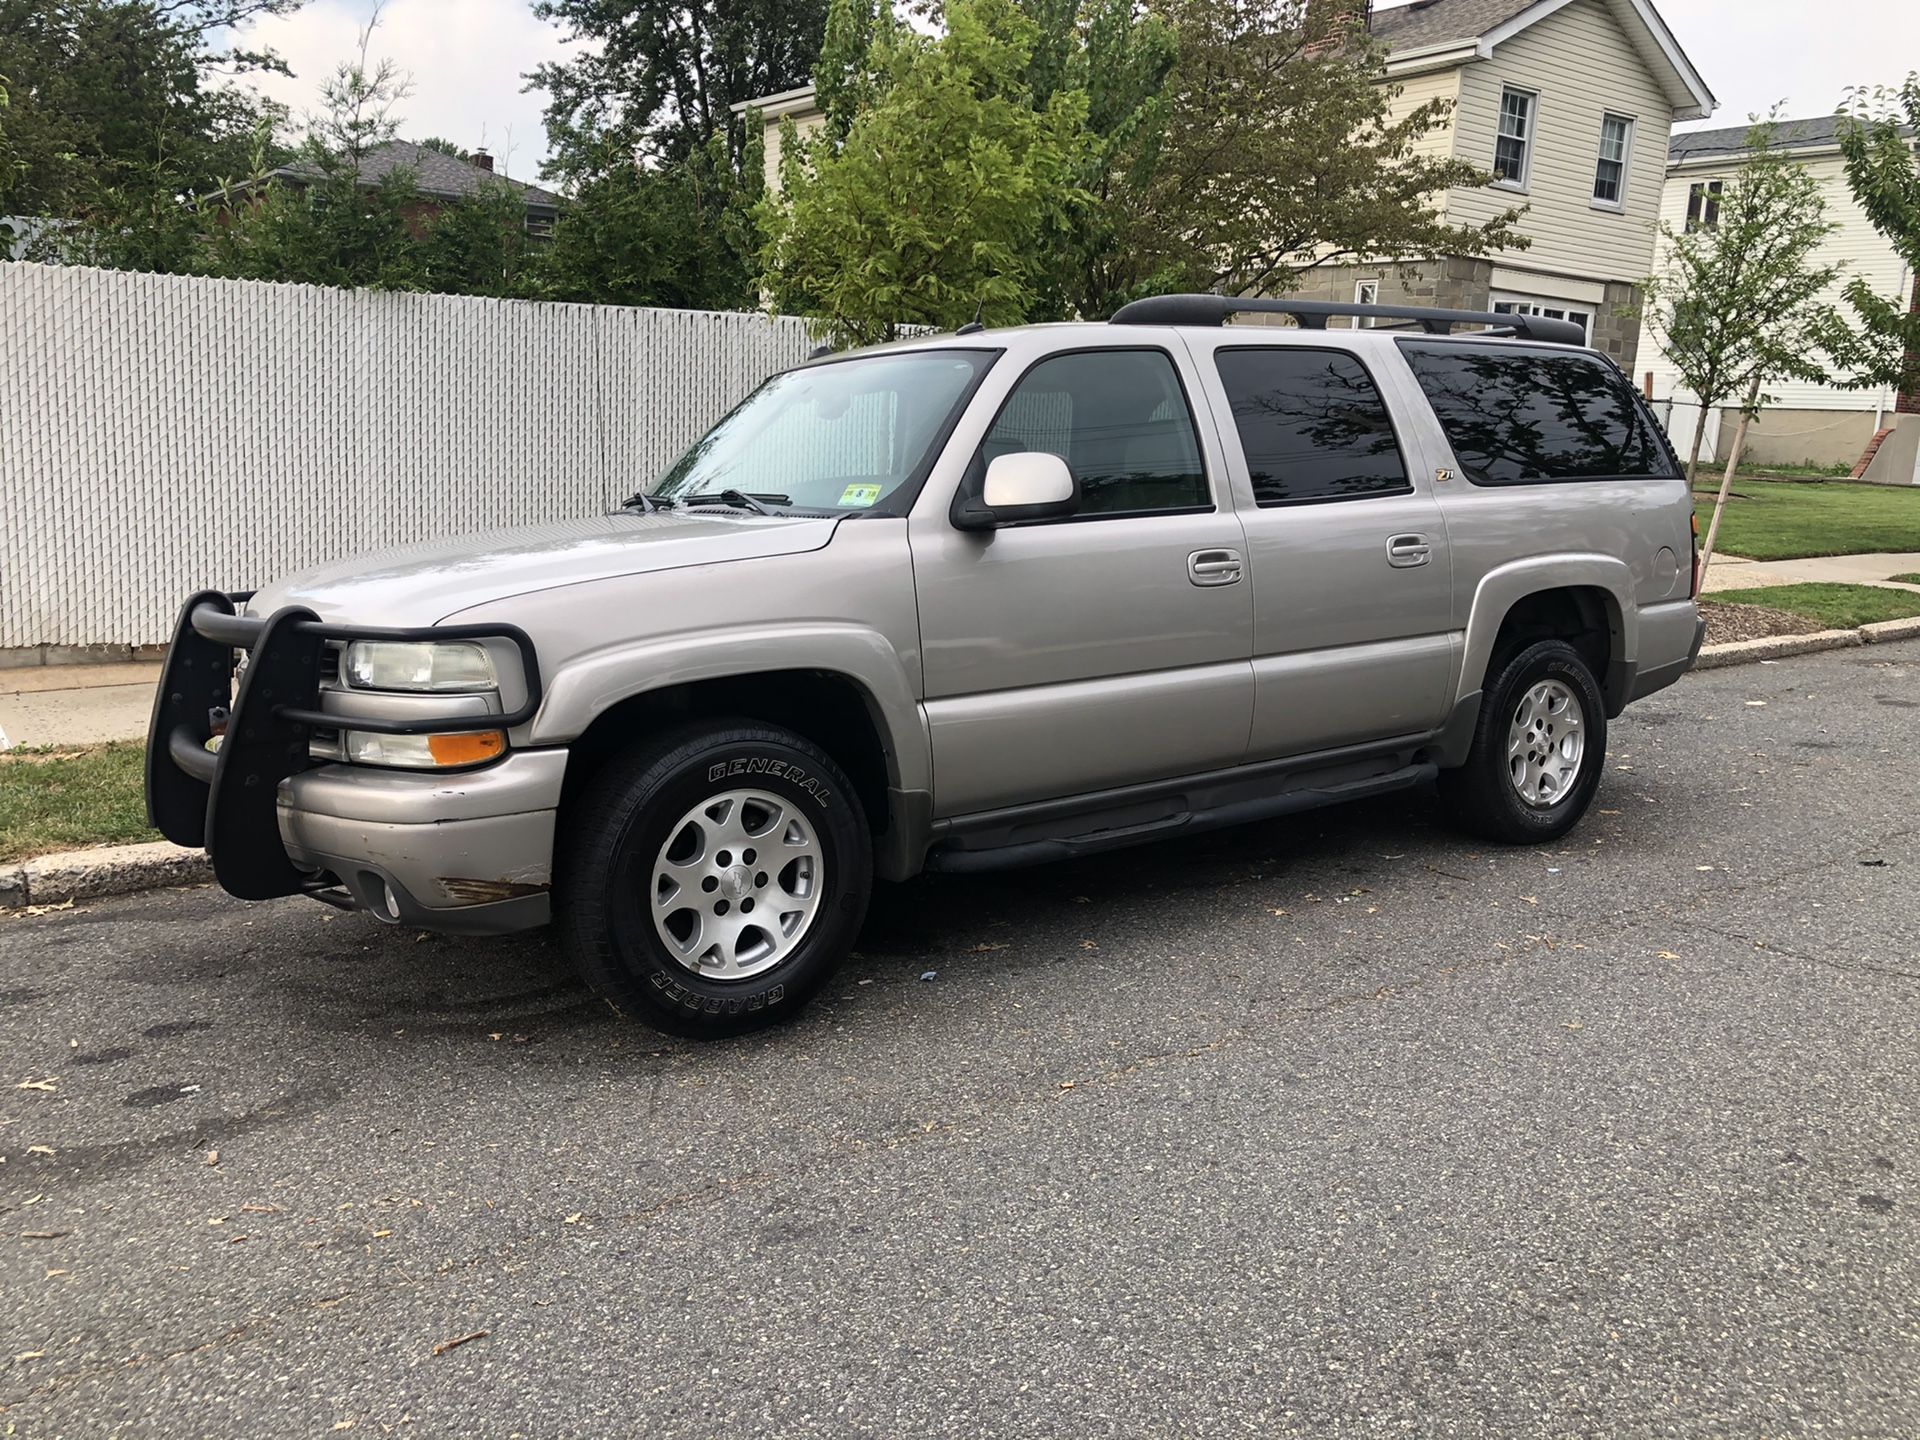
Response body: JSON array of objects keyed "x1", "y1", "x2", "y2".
[
  {"x1": 1636, "y1": 150, "x2": 1913, "y2": 413},
  {"x1": 0, "y1": 264, "x2": 818, "y2": 648},
  {"x1": 1444, "y1": 0, "x2": 1673, "y2": 285},
  {"x1": 1384, "y1": 66, "x2": 1464, "y2": 162}
]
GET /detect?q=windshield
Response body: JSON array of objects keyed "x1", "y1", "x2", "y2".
[{"x1": 650, "y1": 349, "x2": 996, "y2": 513}]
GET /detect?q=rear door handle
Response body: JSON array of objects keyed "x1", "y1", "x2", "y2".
[
  {"x1": 1188, "y1": 548, "x2": 1243, "y2": 586},
  {"x1": 1387, "y1": 534, "x2": 1431, "y2": 568}
]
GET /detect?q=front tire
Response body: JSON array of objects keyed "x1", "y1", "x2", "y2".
[
  {"x1": 1439, "y1": 639, "x2": 1607, "y2": 845},
  {"x1": 556, "y1": 721, "x2": 872, "y2": 1039}
]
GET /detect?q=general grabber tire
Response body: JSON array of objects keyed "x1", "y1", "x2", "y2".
[
  {"x1": 556, "y1": 720, "x2": 872, "y2": 1039},
  {"x1": 1438, "y1": 639, "x2": 1609, "y2": 846}
]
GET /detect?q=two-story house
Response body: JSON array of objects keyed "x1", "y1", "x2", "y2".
[
  {"x1": 736, "y1": 0, "x2": 1714, "y2": 365},
  {"x1": 1295, "y1": 0, "x2": 1714, "y2": 363},
  {"x1": 1633, "y1": 116, "x2": 1919, "y2": 482}
]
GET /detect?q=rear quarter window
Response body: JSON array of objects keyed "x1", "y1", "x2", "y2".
[{"x1": 1398, "y1": 341, "x2": 1678, "y2": 485}]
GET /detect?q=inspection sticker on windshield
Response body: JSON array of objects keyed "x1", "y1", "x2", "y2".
[{"x1": 838, "y1": 483, "x2": 883, "y2": 508}]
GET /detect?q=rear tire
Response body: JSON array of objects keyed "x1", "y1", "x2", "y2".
[
  {"x1": 556, "y1": 720, "x2": 872, "y2": 1039},
  {"x1": 1439, "y1": 639, "x2": 1607, "y2": 845}
]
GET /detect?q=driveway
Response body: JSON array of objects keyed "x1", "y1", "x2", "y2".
[{"x1": 3, "y1": 642, "x2": 1917, "y2": 1438}]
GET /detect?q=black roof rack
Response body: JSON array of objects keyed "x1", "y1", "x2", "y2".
[{"x1": 1107, "y1": 294, "x2": 1588, "y2": 348}]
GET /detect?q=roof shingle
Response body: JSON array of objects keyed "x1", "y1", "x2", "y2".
[{"x1": 1368, "y1": 0, "x2": 1535, "y2": 51}]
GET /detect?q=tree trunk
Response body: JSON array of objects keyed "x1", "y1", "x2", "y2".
[
  {"x1": 1685, "y1": 402, "x2": 1710, "y2": 485},
  {"x1": 1698, "y1": 372, "x2": 1764, "y2": 581}
]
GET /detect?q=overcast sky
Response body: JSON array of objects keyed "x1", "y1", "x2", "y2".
[{"x1": 234, "y1": 0, "x2": 1920, "y2": 182}]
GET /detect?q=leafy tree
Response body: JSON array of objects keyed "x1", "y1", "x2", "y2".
[
  {"x1": 0, "y1": 0, "x2": 292, "y2": 227},
  {"x1": 417, "y1": 181, "x2": 539, "y2": 298},
  {"x1": 1096, "y1": 0, "x2": 1527, "y2": 305},
  {"x1": 1836, "y1": 74, "x2": 1920, "y2": 409},
  {"x1": 1640, "y1": 118, "x2": 1849, "y2": 573},
  {"x1": 532, "y1": 129, "x2": 763, "y2": 309},
  {"x1": 417, "y1": 136, "x2": 471, "y2": 160},
  {"x1": 203, "y1": 24, "x2": 424, "y2": 290},
  {"x1": 756, "y1": 0, "x2": 1093, "y2": 345},
  {"x1": 1020, "y1": 0, "x2": 1177, "y2": 318},
  {"x1": 0, "y1": 72, "x2": 23, "y2": 212},
  {"x1": 531, "y1": 0, "x2": 829, "y2": 177},
  {"x1": 529, "y1": 0, "x2": 821, "y2": 311}
]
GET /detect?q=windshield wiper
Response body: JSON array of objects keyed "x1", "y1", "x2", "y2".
[
  {"x1": 618, "y1": 491, "x2": 675, "y2": 514},
  {"x1": 680, "y1": 489, "x2": 791, "y2": 516}
]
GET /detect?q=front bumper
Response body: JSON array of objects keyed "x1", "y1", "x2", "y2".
[{"x1": 146, "y1": 591, "x2": 556, "y2": 933}]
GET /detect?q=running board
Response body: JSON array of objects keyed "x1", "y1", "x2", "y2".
[{"x1": 923, "y1": 760, "x2": 1437, "y2": 874}]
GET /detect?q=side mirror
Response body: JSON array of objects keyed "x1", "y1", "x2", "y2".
[{"x1": 952, "y1": 452, "x2": 1080, "y2": 531}]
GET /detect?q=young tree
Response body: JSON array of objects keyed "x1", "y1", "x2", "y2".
[
  {"x1": 204, "y1": 17, "x2": 424, "y2": 290},
  {"x1": 756, "y1": 0, "x2": 1093, "y2": 345},
  {"x1": 1640, "y1": 118, "x2": 1849, "y2": 573},
  {"x1": 1836, "y1": 74, "x2": 1920, "y2": 410},
  {"x1": 1094, "y1": 0, "x2": 1527, "y2": 306}
]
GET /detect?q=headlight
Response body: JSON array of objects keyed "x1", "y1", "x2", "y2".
[
  {"x1": 344, "y1": 729, "x2": 507, "y2": 769},
  {"x1": 344, "y1": 640, "x2": 496, "y2": 692}
]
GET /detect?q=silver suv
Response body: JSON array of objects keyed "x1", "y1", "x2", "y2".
[{"x1": 148, "y1": 295, "x2": 1706, "y2": 1038}]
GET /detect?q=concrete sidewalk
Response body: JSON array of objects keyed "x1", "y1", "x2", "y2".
[
  {"x1": 0, "y1": 662, "x2": 160, "y2": 750},
  {"x1": 1702, "y1": 550, "x2": 1920, "y2": 595}
]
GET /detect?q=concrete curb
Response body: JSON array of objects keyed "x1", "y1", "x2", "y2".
[
  {"x1": 1693, "y1": 629, "x2": 1864, "y2": 670},
  {"x1": 1, "y1": 840, "x2": 211, "y2": 911},
  {"x1": 1694, "y1": 613, "x2": 1920, "y2": 671}
]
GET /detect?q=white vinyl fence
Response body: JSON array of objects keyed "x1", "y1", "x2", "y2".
[{"x1": 0, "y1": 263, "x2": 818, "y2": 649}]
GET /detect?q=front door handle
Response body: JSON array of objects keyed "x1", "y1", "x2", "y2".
[
  {"x1": 1387, "y1": 534, "x2": 1432, "y2": 568},
  {"x1": 1188, "y1": 548, "x2": 1244, "y2": 586}
]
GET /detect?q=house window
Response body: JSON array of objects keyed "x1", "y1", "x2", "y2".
[
  {"x1": 1353, "y1": 279, "x2": 1379, "y2": 328},
  {"x1": 1686, "y1": 180, "x2": 1723, "y2": 231},
  {"x1": 1494, "y1": 88, "x2": 1536, "y2": 186},
  {"x1": 1492, "y1": 297, "x2": 1595, "y2": 344},
  {"x1": 525, "y1": 209, "x2": 557, "y2": 239},
  {"x1": 1593, "y1": 113, "x2": 1633, "y2": 206}
]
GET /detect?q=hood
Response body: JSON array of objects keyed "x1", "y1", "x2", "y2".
[{"x1": 246, "y1": 510, "x2": 843, "y2": 626}]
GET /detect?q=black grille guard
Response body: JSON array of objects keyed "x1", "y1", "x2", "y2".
[{"x1": 145, "y1": 591, "x2": 542, "y2": 901}]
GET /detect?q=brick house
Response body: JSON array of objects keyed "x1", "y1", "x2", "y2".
[{"x1": 255, "y1": 140, "x2": 561, "y2": 238}]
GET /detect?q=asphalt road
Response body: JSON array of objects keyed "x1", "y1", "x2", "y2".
[{"x1": 4, "y1": 642, "x2": 1918, "y2": 1439}]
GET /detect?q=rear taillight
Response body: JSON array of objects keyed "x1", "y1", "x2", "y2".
[{"x1": 1689, "y1": 509, "x2": 1701, "y2": 598}]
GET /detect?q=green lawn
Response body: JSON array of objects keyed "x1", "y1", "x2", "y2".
[
  {"x1": 1694, "y1": 478, "x2": 1920, "y2": 561},
  {"x1": 1711, "y1": 582, "x2": 1920, "y2": 630},
  {"x1": 0, "y1": 742, "x2": 156, "y2": 864},
  {"x1": 1892, "y1": 572, "x2": 1920, "y2": 586}
]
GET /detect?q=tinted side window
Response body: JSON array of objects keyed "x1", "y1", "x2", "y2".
[
  {"x1": 979, "y1": 349, "x2": 1208, "y2": 516},
  {"x1": 1214, "y1": 348, "x2": 1410, "y2": 505},
  {"x1": 1398, "y1": 341, "x2": 1677, "y2": 485}
]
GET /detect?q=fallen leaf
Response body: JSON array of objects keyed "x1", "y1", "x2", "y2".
[
  {"x1": 1079, "y1": 939, "x2": 1099, "y2": 951},
  {"x1": 204, "y1": 1149, "x2": 219, "y2": 1167},
  {"x1": 20, "y1": 1231, "x2": 69, "y2": 1240},
  {"x1": 333, "y1": 1420, "x2": 356, "y2": 1431},
  {"x1": 1563, "y1": 1021, "x2": 1584, "y2": 1031},
  {"x1": 1745, "y1": 700, "x2": 1767, "y2": 707},
  {"x1": 15, "y1": 1350, "x2": 46, "y2": 1363},
  {"x1": 372, "y1": 1229, "x2": 392, "y2": 1239},
  {"x1": 431, "y1": 1329, "x2": 489, "y2": 1357},
  {"x1": 13, "y1": 1079, "x2": 57, "y2": 1092},
  {"x1": 1520, "y1": 895, "x2": 1538, "y2": 905},
  {"x1": 1270, "y1": 908, "x2": 1290, "y2": 917},
  {"x1": 563, "y1": 1212, "x2": 584, "y2": 1225},
  {"x1": 919, "y1": 970, "x2": 937, "y2": 982},
  {"x1": 26, "y1": 1145, "x2": 54, "y2": 1156},
  {"x1": 240, "y1": 1203, "x2": 281, "y2": 1214},
  {"x1": 1656, "y1": 950, "x2": 1681, "y2": 960},
  {"x1": 1058, "y1": 1080, "x2": 1076, "y2": 1091},
  {"x1": 969, "y1": 943, "x2": 1007, "y2": 953}
]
